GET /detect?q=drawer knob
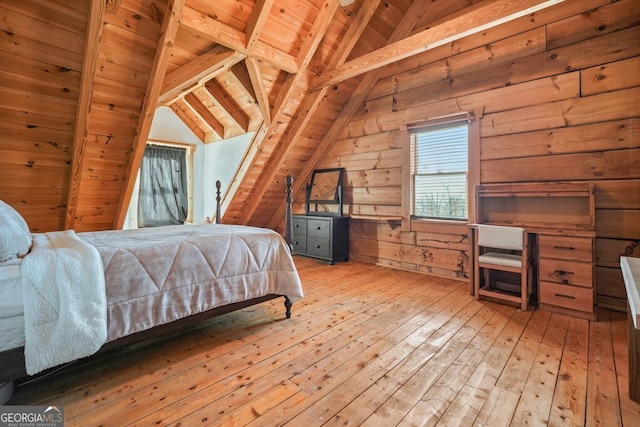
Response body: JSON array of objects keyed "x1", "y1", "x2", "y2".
[
  {"x1": 315, "y1": 244, "x2": 320, "y2": 248},
  {"x1": 316, "y1": 226, "x2": 322, "y2": 230}
]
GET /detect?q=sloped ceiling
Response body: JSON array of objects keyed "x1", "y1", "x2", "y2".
[{"x1": 65, "y1": 0, "x2": 563, "y2": 231}]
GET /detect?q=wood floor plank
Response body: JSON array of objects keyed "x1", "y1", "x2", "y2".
[
  {"x1": 437, "y1": 306, "x2": 532, "y2": 426},
  {"x1": 8, "y1": 257, "x2": 640, "y2": 426},
  {"x1": 61, "y1": 262, "x2": 400, "y2": 420},
  {"x1": 249, "y1": 276, "x2": 467, "y2": 425},
  {"x1": 548, "y1": 316, "x2": 589, "y2": 426},
  {"x1": 414, "y1": 304, "x2": 516, "y2": 426},
  {"x1": 393, "y1": 304, "x2": 498, "y2": 426},
  {"x1": 587, "y1": 309, "x2": 623, "y2": 427},
  {"x1": 474, "y1": 385, "x2": 521, "y2": 427},
  {"x1": 495, "y1": 309, "x2": 552, "y2": 394},
  {"x1": 296, "y1": 290, "x2": 480, "y2": 425},
  {"x1": 511, "y1": 313, "x2": 569, "y2": 425},
  {"x1": 610, "y1": 309, "x2": 640, "y2": 426},
  {"x1": 358, "y1": 295, "x2": 483, "y2": 426}
]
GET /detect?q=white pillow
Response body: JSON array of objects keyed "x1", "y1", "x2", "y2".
[{"x1": 0, "y1": 200, "x2": 32, "y2": 263}]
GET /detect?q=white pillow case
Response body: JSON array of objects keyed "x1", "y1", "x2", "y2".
[{"x1": 0, "y1": 200, "x2": 32, "y2": 264}]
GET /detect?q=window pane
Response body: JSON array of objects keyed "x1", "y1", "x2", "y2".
[
  {"x1": 414, "y1": 173, "x2": 467, "y2": 219},
  {"x1": 412, "y1": 121, "x2": 468, "y2": 220}
]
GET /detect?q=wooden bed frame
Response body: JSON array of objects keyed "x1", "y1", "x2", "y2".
[{"x1": 0, "y1": 177, "x2": 296, "y2": 384}]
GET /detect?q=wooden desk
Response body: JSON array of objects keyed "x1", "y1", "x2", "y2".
[
  {"x1": 474, "y1": 182, "x2": 596, "y2": 320},
  {"x1": 621, "y1": 256, "x2": 640, "y2": 402}
]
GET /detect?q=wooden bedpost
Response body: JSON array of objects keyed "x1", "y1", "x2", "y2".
[
  {"x1": 284, "y1": 175, "x2": 294, "y2": 251},
  {"x1": 215, "y1": 180, "x2": 221, "y2": 224},
  {"x1": 284, "y1": 296, "x2": 292, "y2": 319}
]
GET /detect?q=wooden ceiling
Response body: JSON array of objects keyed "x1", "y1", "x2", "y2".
[{"x1": 1, "y1": 0, "x2": 565, "y2": 232}]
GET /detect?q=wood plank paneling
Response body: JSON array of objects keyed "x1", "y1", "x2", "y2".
[
  {"x1": 482, "y1": 119, "x2": 639, "y2": 161},
  {"x1": 481, "y1": 87, "x2": 640, "y2": 138},
  {"x1": 0, "y1": 0, "x2": 87, "y2": 231}
]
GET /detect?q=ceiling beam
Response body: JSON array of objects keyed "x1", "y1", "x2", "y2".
[
  {"x1": 184, "y1": 91, "x2": 225, "y2": 139},
  {"x1": 246, "y1": 0, "x2": 276, "y2": 49},
  {"x1": 169, "y1": 99, "x2": 214, "y2": 143},
  {"x1": 217, "y1": 122, "x2": 267, "y2": 223},
  {"x1": 204, "y1": 79, "x2": 251, "y2": 133},
  {"x1": 244, "y1": 57, "x2": 271, "y2": 125},
  {"x1": 159, "y1": 46, "x2": 246, "y2": 105},
  {"x1": 230, "y1": 61, "x2": 257, "y2": 100},
  {"x1": 221, "y1": 67, "x2": 264, "y2": 126},
  {"x1": 114, "y1": 0, "x2": 184, "y2": 229},
  {"x1": 181, "y1": 6, "x2": 298, "y2": 74},
  {"x1": 311, "y1": 0, "x2": 566, "y2": 90},
  {"x1": 294, "y1": 0, "x2": 340, "y2": 70},
  {"x1": 65, "y1": 0, "x2": 105, "y2": 229},
  {"x1": 236, "y1": 0, "x2": 341, "y2": 224}
]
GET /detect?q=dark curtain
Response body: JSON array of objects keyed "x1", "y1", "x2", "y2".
[{"x1": 138, "y1": 145, "x2": 188, "y2": 227}]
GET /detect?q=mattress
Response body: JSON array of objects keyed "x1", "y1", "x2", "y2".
[
  {"x1": 0, "y1": 261, "x2": 25, "y2": 351},
  {"x1": 78, "y1": 224, "x2": 304, "y2": 342}
]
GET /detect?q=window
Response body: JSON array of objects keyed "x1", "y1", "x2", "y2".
[
  {"x1": 410, "y1": 121, "x2": 468, "y2": 220},
  {"x1": 403, "y1": 113, "x2": 479, "y2": 225},
  {"x1": 137, "y1": 145, "x2": 188, "y2": 227}
]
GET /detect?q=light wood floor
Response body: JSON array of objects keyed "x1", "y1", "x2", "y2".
[{"x1": 9, "y1": 257, "x2": 640, "y2": 426}]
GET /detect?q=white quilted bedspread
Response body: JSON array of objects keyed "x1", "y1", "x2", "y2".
[{"x1": 78, "y1": 224, "x2": 303, "y2": 342}]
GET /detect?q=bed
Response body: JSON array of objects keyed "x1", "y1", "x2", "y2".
[{"x1": 0, "y1": 179, "x2": 303, "y2": 401}]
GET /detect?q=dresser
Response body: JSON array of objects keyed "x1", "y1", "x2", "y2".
[{"x1": 292, "y1": 215, "x2": 349, "y2": 264}]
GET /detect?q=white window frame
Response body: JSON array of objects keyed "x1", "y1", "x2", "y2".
[
  {"x1": 125, "y1": 140, "x2": 195, "y2": 229},
  {"x1": 401, "y1": 112, "x2": 479, "y2": 232}
]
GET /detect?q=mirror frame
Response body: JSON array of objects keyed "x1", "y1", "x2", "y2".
[{"x1": 305, "y1": 167, "x2": 345, "y2": 216}]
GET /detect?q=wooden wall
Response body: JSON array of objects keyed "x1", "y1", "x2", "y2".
[
  {"x1": 0, "y1": 0, "x2": 167, "y2": 233},
  {"x1": 0, "y1": 0, "x2": 89, "y2": 231},
  {"x1": 317, "y1": 0, "x2": 640, "y2": 311}
]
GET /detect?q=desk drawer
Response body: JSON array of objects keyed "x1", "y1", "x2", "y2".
[
  {"x1": 538, "y1": 235, "x2": 592, "y2": 262},
  {"x1": 540, "y1": 281, "x2": 593, "y2": 313},
  {"x1": 539, "y1": 258, "x2": 593, "y2": 288},
  {"x1": 307, "y1": 219, "x2": 331, "y2": 238}
]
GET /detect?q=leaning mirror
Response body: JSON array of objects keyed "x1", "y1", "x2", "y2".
[{"x1": 306, "y1": 168, "x2": 344, "y2": 216}]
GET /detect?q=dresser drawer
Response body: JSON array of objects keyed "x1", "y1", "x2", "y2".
[
  {"x1": 306, "y1": 238, "x2": 331, "y2": 259},
  {"x1": 538, "y1": 235, "x2": 592, "y2": 262},
  {"x1": 291, "y1": 236, "x2": 306, "y2": 253},
  {"x1": 539, "y1": 258, "x2": 593, "y2": 288},
  {"x1": 539, "y1": 281, "x2": 593, "y2": 313},
  {"x1": 292, "y1": 217, "x2": 307, "y2": 235},
  {"x1": 307, "y1": 219, "x2": 331, "y2": 238}
]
